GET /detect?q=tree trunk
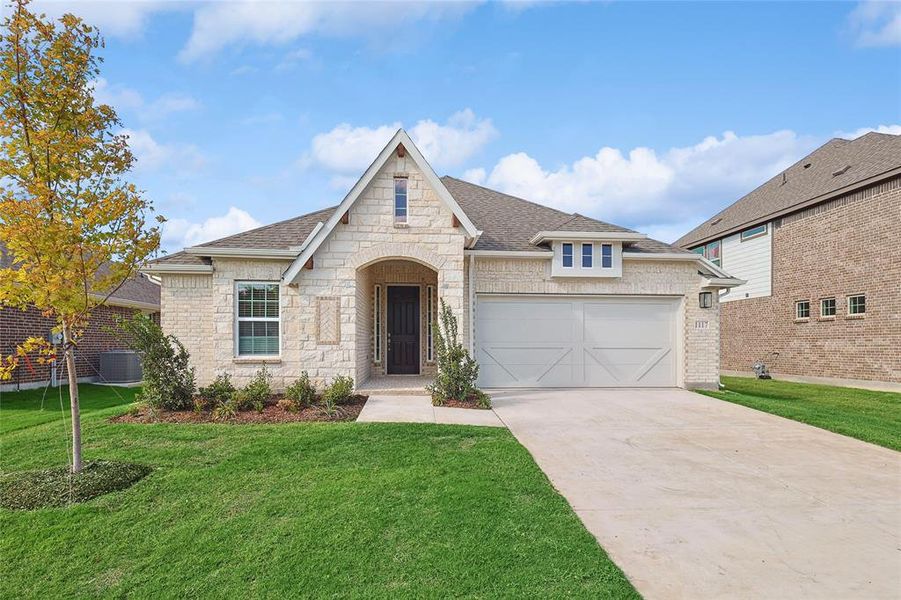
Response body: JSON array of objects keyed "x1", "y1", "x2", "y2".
[{"x1": 62, "y1": 325, "x2": 83, "y2": 473}]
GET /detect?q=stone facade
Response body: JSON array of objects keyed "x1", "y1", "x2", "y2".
[
  {"x1": 721, "y1": 176, "x2": 901, "y2": 383},
  {"x1": 159, "y1": 154, "x2": 465, "y2": 389},
  {"x1": 470, "y1": 256, "x2": 721, "y2": 389}
]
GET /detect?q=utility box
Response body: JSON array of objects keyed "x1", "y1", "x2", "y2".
[{"x1": 99, "y1": 350, "x2": 143, "y2": 383}]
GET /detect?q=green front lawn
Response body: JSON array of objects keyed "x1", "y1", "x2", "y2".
[
  {"x1": 699, "y1": 376, "x2": 901, "y2": 451},
  {"x1": 0, "y1": 385, "x2": 637, "y2": 599}
]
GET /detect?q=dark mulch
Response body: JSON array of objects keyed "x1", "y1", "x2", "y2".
[
  {"x1": 0, "y1": 460, "x2": 152, "y2": 510},
  {"x1": 437, "y1": 396, "x2": 491, "y2": 410},
  {"x1": 111, "y1": 395, "x2": 369, "y2": 425}
]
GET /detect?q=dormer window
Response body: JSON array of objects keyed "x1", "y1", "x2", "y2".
[
  {"x1": 601, "y1": 244, "x2": 612, "y2": 268},
  {"x1": 394, "y1": 177, "x2": 407, "y2": 223},
  {"x1": 581, "y1": 243, "x2": 593, "y2": 268},
  {"x1": 562, "y1": 243, "x2": 573, "y2": 268}
]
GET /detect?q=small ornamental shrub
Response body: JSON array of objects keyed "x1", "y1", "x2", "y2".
[
  {"x1": 284, "y1": 372, "x2": 317, "y2": 409},
  {"x1": 234, "y1": 367, "x2": 271, "y2": 411},
  {"x1": 114, "y1": 314, "x2": 195, "y2": 410},
  {"x1": 323, "y1": 375, "x2": 354, "y2": 406},
  {"x1": 0, "y1": 461, "x2": 152, "y2": 510},
  {"x1": 199, "y1": 374, "x2": 235, "y2": 404},
  {"x1": 427, "y1": 300, "x2": 481, "y2": 405},
  {"x1": 211, "y1": 399, "x2": 237, "y2": 422},
  {"x1": 472, "y1": 389, "x2": 492, "y2": 409},
  {"x1": 276, "y1": 398, "x2": 297, "y2": 413}
]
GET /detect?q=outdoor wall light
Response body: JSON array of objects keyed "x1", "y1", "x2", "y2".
[{"x1": 699, "y1": 292, "x2": 713, "y2": 309}]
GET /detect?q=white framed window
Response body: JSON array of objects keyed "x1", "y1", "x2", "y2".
[
  {"x1": 236, "y1": 282, "x2": 280, "y2": 356},
  {"x1": 740, "y1": 224, "x2": 767, "y2": 241},
  {"x1": 795, "y1": 299, "x2": 810, "y2": 320},
  {"x1": 373, "y1": 285, "x2": 382, "y2": 362},
  {"x1": 581, "y1": 243, "x2": 593, "y2": 268},
  {"x1": 562, "y1": 243, "x2": 573, "y2": 268},
  {"x1": 847, "y1": 294, "x2": 866, "y2": 315},
  {"x1": 601, "y1": 243, "x2": 613, "y2": 268},
  {"x1": 820, "y1": 297, "x2": 836, "y2": 318},
  {"x1": 426, "y1": 285, "x2": 435, "y2": 362},
  {"x1": 706, "y1": 240, "x2": 721, "y2": 267},
  {"x1": 394, "y1": 177, "x2": 408, "y2": 223}
]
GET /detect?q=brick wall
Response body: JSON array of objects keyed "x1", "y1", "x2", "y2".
[
  {"x1": 721, "y1": 176, "x2": 901, "y2": 383},
  {"x1": 1, "y1": 303, "x2": 152, "y2": 389}
]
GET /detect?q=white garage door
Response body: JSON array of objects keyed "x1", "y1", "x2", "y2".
[{"x1": 475, "y1": 296, "x2": 680, "y2": 388}]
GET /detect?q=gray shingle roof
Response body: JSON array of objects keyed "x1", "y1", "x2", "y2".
[
  {"x1": 151, "y1": 176, "x2": 684, "y2": 260},
  {"x1": 675, "y1": 132, "x2": 901, "y2": 248}
]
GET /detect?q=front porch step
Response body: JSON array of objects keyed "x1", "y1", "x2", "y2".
[{"x1": 357, "y1": 375, "x2": 433, "y2": 396}]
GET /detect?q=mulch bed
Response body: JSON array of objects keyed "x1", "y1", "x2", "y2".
[
  {"x1": 438, "y1": 397, "x2": 490, "y2": 410},
  {"x1": 111, "y1": 395, "x2": 368, "y2": 424}
]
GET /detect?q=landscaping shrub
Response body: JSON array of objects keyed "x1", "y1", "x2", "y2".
[
  {"x1": 0, "y1": 460, "x2": 152, "y2": 510},
  {"x1": 276, "y1": 398, "x2": 297, "y2": 413},
  {"x1": 428, "y1": 300, "x2": 481, "y2": 405},
  {"x1": 198, "y1": 374, "x2": 235, "y2": 404},
  {"x1": 233, "y1": 367, "x2": 271, "y2": 411},
  {"x1": 284, "y1": 371, "x2": 317, "y2": 410},
  {"x1": 115, "y1": 314, "x2": 195, "y2": 410},
  {"x1": 323, "y1": 375, "x2": 354, "y2": 406},
  {"x1": 472, "y1": 389, "x2": 492, "y2": 409},
  {"x1": 211, "y1": 399, "x2": 237, "y2": 422}
]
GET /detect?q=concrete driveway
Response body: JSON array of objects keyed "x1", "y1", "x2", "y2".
[{"x1": 491, "y1": 388, "x2": 901, "y2": 600}]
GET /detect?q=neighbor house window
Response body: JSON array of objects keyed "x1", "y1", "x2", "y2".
[
  {"x1": 741, "y1": 224, "x2": 767, "y2": 241},
  {"x1": 394, "y1": 177, "x2": 407, "y2": 223},
  {"x1": 795, "y1": 300, "x2": 810, "y2": 320},
  {"x1": 601, "y1": 243, "x2": 613, "y2": 268},
  {"x1": 706, "y1": 240, "x2": 721, "y2": 267},
  {"x1": 236, "y1": 282, "x2": 279, "y2": 355},
  {"x1": 562, "y1": 243, "x2": 573, "y2": 268},
  {"x1": 426, "y1": 285, "x2": 435, "y2": 362},
  {"x1": 581, "y1": 243, "x2": 593, "y2": 268},
  {"x1": 847, "y1": 294, "x2": 866, "y2": 315},
  {"x1": 373, "y1": 285, "x2": 382, "y2": 362},
  {"x1": 820, "y1": 297, "x2": 836, "y2": 318},
  {"x1": 692, "y1": 246, "x2": 705, "y2": 256}
]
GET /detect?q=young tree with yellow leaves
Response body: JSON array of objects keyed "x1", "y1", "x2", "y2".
[{"x1": 0, "y1": 0, "x2": 161, "y2": 472}]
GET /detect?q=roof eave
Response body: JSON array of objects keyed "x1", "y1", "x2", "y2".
[
  {"x1": 184, "y1": 246, "x2": 298, "y2": 260},
  {"x1": 529, "y1": 231, "x2": 649, "y2": 245}
]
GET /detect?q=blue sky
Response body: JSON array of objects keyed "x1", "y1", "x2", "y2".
[{"x1": 29, "y1": 1, "x2": 901, "y2": 250}]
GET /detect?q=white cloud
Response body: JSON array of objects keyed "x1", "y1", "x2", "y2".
[
  {"x1": 92, "y1": 78, "x2": 200, "y2": 121},
  {"x1": 848, "y1": 1, "x2": 901, "y2": 47},
  {"x1": 472, "y1": 129, "x2": 821, "y2": 241},
  {"x1": 180, "y1": 0, "x2": 476, "y2": 62},
  {"x1": 121, "y1": 128, "x2": 206, "y2": 176},
  {"x1": 27, "y1": 1, "x2": 178, "y2": 39},
  {"x1": 303, "y1": 110, "x2": 497, "y2": 177},
  {"x1": 835, "y1": 123, "x2": 901, "y2": 139},
  {"x1": 162, "y1": 207, "x2": 262, "y2": 250},
  {"x1": 462, "y1": 167, "x2": 487, "y2": 185}
]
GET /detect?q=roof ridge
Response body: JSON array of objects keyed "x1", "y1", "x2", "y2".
[
  {"x1": 441, "y1": 175, "x2": 574, "y2": 219},
  {"x1": 195, "y1": 205, "x2": 337, "y2": 248}
]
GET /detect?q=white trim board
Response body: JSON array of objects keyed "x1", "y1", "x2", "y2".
[{"x1": 284, "y1": 129, "x2": 481, "y2": 284}]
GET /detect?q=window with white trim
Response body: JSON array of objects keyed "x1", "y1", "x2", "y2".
[
  {"x1": 236, "y1": 282, "x2": 279, "y2": 355},
  {"x1": 426, "y1": 285, "x2": 435, "y2": 362},
  {"x1": 741, "y1": 224, "x2": 767, "y2": 241},
  {"x1": 706, "y1": 240, "x2": 721, "y2": 267},
  {"x1": 820, "y1": 297, "x2": 836, "y2": 318},
  {"x1": 795, "y1": 300, "x2": 810, "y2": 320},
  {"x1": 581, "y1": 243, "x2": 593, "y2": 268},
  {"x1": 847, "y1": 294, "x2": 866, "y2": 315},
  {"x1": 562, "y1": 242, "x2": 573, "y2": 268},
  {"x1": 601, "y1": 243, "x2": 613, "y2": 268},
  {"x1": 373, "y1": 285, "x2": 382, "y2": 362},
  {"x1": 394, "y1": 177, "x2": 407, "y2": 223}
]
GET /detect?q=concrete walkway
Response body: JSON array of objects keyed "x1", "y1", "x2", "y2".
[
  {"x1": 491, "y1": 388, "x2": 901, "y2": 600},
  {"x1": 357, "y1": 395, "x2": 504, "y2": 427}
]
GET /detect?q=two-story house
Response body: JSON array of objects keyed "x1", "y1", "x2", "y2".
[{"x1": 676, "y1": 132, "x2": 901, "y2": 389}]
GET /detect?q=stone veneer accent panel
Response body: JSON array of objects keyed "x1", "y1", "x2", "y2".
[
  {"x1": 471, "y1": 256, "x2": 721, "y2": 389},
  {"x1": 721, "y1": 177, "x2": 901, "y2": 383}
]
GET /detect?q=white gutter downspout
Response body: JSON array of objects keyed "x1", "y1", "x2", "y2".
[{"x1": 469, "y1": 254, "x2": 476, "y2": 354}]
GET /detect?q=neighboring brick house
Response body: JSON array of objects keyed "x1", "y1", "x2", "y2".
[
  {"x1": 676, "y1": 132, "x2": 901, "y2": 389},
  {"x1": 0, "y1": 243, "x2": 161, "y2": 391},
  {"x1": 146, "y1": 129, "x2": 740, "y2": 391}
]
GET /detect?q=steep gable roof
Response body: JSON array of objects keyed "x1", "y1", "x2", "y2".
[{"x1": 676, "y1": 132, "x2": 901, "y2": 248}]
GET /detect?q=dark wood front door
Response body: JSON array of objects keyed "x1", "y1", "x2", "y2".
[{"x1": 387, "y1": 286, "x2": 420, "y2": 375}]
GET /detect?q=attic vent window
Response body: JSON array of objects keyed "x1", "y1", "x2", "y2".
[
  {"x1": 709, "y1": 217, "x2": 722, "y2": 226},
  {"x1": 803, "y1": 163, "x2": 811, "y2": 169},
  {"x1": 832, "y1": 165, "x2": 851, "y2": 177}
]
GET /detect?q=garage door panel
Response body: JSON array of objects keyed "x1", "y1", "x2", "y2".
[{"x1": 476, "y1": 296, "x2": 678, "y2": 388}]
